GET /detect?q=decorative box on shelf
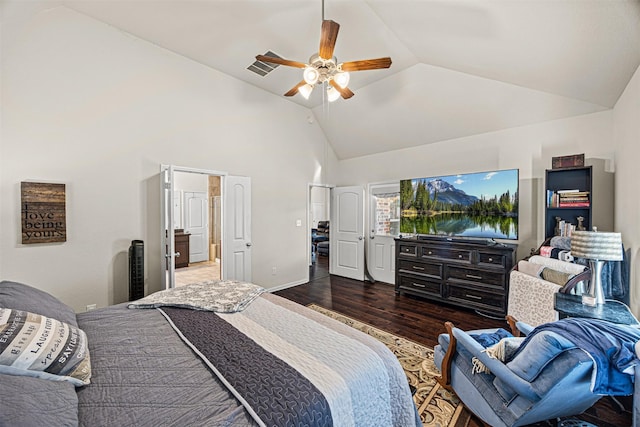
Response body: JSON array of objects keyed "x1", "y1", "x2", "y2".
[{"x1": 552, "y1": 153, "x2": 585, "y2": 169}]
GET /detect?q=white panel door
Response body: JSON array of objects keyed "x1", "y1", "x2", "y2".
[
  {"x1": 184, "y1": 191, "x2": 209, "y2": 263},
  {"x1": 223, "y1": 176, "x2": 252, "y2": 282},
  {"x1": 331, "y1": 186, "x2": 364, "y2": 281},
  {"x1": 368, "y1": 183, "x2": 400, "y2": 284}
]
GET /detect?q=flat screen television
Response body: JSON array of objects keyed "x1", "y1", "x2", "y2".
[{"x1": 400, "y1": 168, "x2": 519, "y2": 240}]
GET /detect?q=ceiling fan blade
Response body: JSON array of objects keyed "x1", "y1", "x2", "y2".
[
  {"x1": 284, "y1": 81, "x2": 307, "y2": 97},
  {"x1": 329, "y1": 80, "x2": 355, "y2": 99},
  {"x1": 340, "y1": 57, "x2": 392, "y2": 72},
  {"x1": 319, "y1": 20, "x2": 340, "y2": 60},
  {"x1": 256, "y1": 55, "x2": 307, "y2": 69}
]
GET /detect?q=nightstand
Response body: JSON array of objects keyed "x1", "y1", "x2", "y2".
[
  {"x1": 554, "y1": 293, "x2": 639, "y2": 325},
  {"x1": 554, "y1": 293, "x2": 639, "y2": 427}
]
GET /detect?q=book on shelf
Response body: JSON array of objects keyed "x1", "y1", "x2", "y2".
[
  {"x1": 556, "y1": 220, "x2": 576, "y2": 237},
  {"x1": 558, "y1": 202, "x2": 590, "y2": 207},
  {"x1": 547, "y1": 189, "x2": 590, "y2": 208}
]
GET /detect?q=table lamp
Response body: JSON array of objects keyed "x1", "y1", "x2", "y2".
[{"x1": 571, "y1": 230, "x2": 623, "y2": 306}]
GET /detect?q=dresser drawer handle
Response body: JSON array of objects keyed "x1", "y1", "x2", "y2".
[
  {"x1": 465, "y1": 294, "x2": 482, "y2": 300},
  {"x1": 458, "y1": 254, "x2": 463, "y2": 259},
  {"x1": 412, "y1": 266, "x2": 425, "y2": 271},
  {"x1": 412, "y1": 283, "x2": 426, "y2": 288},
  {"x1": 465, "y1": 274, "x2": 483, "y2": 280},
  {"x1": 488, "y1": 257, "x2": 494, "y2": 262}
]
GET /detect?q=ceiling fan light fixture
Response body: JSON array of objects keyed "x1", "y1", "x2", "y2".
[
  {"x1": 254, "y1": 17, "x2": 391, "y2": 101},
  {"x1": 333, "y1": 71, "x2": 350, "y2": 89},
  {"x1": 298, "y1": 84, "x2": 314, "y2": 99},
  {"x1": 303, "y1": 66, "x2": 320, "y2": 85},
  {"x1": 326, "y1": 86, "x2": 340, "y2": 102}
]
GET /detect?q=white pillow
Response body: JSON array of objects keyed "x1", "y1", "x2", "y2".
[{"x1": 528, "y1": 255, "x2": 586, "y2": 276}]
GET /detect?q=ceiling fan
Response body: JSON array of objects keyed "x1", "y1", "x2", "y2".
[{"x1": 255, "y1": 16, "x2": 392, "y2": 102}]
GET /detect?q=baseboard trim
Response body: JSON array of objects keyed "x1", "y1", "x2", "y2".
[{"x1": 267, "y1": 278, "x2": 308, "y2": 293}]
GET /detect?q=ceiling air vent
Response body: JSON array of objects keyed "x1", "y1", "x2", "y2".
[{"x1": 247, "y1": 51, "x2": 282, "y2": 77}]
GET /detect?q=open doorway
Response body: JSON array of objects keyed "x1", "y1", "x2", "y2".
[
  {"x1": 309, "y1": 184, "x2": 332, "y2": 280},
  {"x1": 162, "y1": 165, "x2": 252, "y2": 289},
  {"x1": 173, "y1": 172, "x2": 222, "y2": 286}
]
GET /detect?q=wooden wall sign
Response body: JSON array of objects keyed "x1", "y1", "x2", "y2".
[{"x1": 21, "y1": 182, "x2": 66, "y2": 244}]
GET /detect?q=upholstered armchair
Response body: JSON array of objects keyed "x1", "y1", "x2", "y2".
[
  {"x1": 434, "y1": 318, "x2": 600, "y2": 427},
  {"x1": 508, "y1": 255, "x2": 591, "y2": 327}
]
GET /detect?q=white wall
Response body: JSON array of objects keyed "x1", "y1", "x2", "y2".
[
  {"x1": 613, "y1": 64, "x2": 640, "y2": 316},
  {"x1": 334, "y1": 111, "x2": 615, "y2": 261},
  {"x1": 0, "y1": 5, "x2": 338, "y2": 311}
]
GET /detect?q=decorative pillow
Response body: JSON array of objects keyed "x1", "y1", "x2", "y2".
[
  {"x1": 0, "y1": 280, "x2": 78, "y2": 327},
  {"x1": 517, "y1": 260, "x2": 544, "y2": 278},
  {"x1": 549, "y1": 236, "x2": 572, "y2": 250},
  {"x1": 0, "y1": 308, "x2": 91, "y2": 386},
  {"x1": 541, "y1": 267, "x2": 574, "y2": 285},
  {"x1": 528, "y1": 256, "x2": 586, "y2": 275}
]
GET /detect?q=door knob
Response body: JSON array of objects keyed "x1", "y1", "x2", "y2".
[
  {"x1": 246, "y1": 242, "x2": 252, "y2": 247},
  {"x1": 358, "y1": 236, "x2": 364, "y2": 240},
  {"x1": 174, "y1": 252, "x2": 181, "y2": 258}
]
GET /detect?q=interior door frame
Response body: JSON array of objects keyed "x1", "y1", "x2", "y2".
[
  {"x1": 307, "y1": 183, "x2": 334, "y2": 282},
  {"x1": 161, "y1": 165, "x2": 227, "y2": 289}
]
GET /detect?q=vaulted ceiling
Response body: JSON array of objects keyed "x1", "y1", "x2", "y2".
[{"x1": 61, "y1": 0, "x2": 640, "y2": 159}]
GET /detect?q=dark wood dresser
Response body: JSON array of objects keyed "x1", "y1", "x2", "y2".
[
  {"x1": 174, "y1": 229, "x2": 190, "y2": 269},
  {"x1": 395, "y1": 236, "x2": 517, "y2": 316}
]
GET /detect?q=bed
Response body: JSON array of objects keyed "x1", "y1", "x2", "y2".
[{"x1": 0, "y1": 280, "x2": 421, "y2": 427}]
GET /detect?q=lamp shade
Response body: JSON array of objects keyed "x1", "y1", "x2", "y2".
[
  {"x1": 298, "y1": 84, "x2": 314, "y2": 100},
  {"x1": 571, "y1": 231, "x2": 623, "y2": 261},
  {"x1": 303, "y1": 67, "x2": 319, "y2": 85},
  {"x1": 326, "y1": 86, "x2": 340, "y2": 102}
]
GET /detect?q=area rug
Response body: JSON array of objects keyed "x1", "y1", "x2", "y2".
[{"x1": 308, "y1": 304, "x2": 471, "y2": 427}]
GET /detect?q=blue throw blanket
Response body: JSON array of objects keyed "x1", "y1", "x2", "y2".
[{"x1": 513, "y1": 318, "x2": 640, "y2": 395}]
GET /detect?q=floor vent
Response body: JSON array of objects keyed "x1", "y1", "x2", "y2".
[{"x1": 247, "y1": 51, "x2": 281, "y2": 76}]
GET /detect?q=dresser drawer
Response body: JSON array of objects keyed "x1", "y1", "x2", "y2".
[
  {"x1": 447, "y1": 266, "x2": 504, "y2": 287},
  {"x1": 398, "y1": 260, "x2": 442, "y2": 279},
  {"x1": 420, "y1": 246, "x2": 470, "y2": 262},
  {"x1": 447, "y1": 284, "x2": 505, "y2": 312},
  {"x1": 398, "y1": 243, "x2": 418, "y2": 257},
  {"x1": 398, "y1": 275, "x2": 441, "y2": 297},
  {"x1": 478, "y1": 252, "x2": 506, "y2": 268}
]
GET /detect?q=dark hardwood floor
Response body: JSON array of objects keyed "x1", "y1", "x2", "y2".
[{"x1": 275, "y1": 256, "x2": 632, "y2": 427}]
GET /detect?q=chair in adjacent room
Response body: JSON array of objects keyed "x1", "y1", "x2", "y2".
[{"x1": 315, "y1": 221, "x2": 330, "y2": 256}]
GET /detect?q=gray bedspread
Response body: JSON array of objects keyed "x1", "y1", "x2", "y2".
[
  {"x1": 76, "y1": 304, "x2": 257, "y2": 427},
  {"x1": 76, "y1": 294, "x2": 420, "y2": 427}
]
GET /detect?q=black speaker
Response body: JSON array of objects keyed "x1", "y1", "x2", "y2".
[{"x1": 129, "y1": 240, "x2": 144, "y2": 301}]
